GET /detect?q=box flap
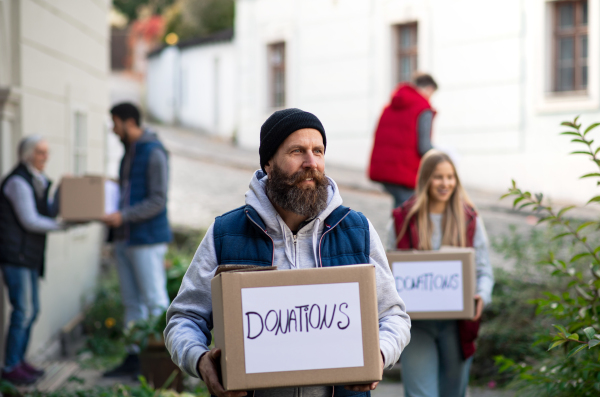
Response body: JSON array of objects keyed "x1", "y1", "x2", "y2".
[{"x1": 214, "y1": 265, "x2": 277, "y2": 277}]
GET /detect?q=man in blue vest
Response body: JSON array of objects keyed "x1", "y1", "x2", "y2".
[
  {"x1": 103, "y1": 103, "x2": 172, "y2": 377},
  {"x1": 165, "y1": 108, "x2": 411, "y2": 397}
]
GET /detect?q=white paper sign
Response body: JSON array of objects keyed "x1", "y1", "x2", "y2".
[
  {"x1": 392, "y1": 260, "x2": 463, "y2": 312},
  {"x1": 241, "y1": 283, "x2": 364, "y2": 374},
  {"x1": 104, "y1": 180, "x2": 120, "y2": 215}
]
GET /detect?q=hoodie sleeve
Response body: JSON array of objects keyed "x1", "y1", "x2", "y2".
[
  {"x1": 164, "y1": 222, "x2": 218, "y2": 378},
  {"x1": 473, "y1": 216, "x2": 494, "y2": 306},
  {"x1": 368, "y1": 219, "x2": 411, "y2": 368}
]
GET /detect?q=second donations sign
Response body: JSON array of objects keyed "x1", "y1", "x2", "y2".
[{"x1": 387, "y1": 249, "x2": 476, "y2": 320}]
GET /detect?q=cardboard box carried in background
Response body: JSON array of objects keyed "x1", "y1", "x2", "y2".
[
  {"x1": 387, "y1": 249, "x2": 476, "y2": 320},
  {"x1": 211, "y1": 264, "x2": 381, "y2": 391},
  {"x1": 60, "y1": 176, "x2": 119, "y2": 221}
]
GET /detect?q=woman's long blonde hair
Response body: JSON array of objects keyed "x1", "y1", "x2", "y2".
[{"x1": 397, "y1": 150, "x2": 474, "y2": 250}]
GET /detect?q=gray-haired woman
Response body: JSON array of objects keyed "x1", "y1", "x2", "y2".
[{"x1": 0, "y1": 136, "x2": 62, "y2": 385}]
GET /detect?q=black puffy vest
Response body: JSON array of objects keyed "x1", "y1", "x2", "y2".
[{"x1": 0, "y1": 163, "x2": 51, "y2": 276}]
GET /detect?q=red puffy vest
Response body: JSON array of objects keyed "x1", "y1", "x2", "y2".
[
  {"x1": 368, "y1": 84, "x2": 434, "y2": 189},
  {"x1": 392, "y1": 197, "x2": 481, "y2": 359}
]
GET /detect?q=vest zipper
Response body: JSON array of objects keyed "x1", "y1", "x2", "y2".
[
  {"x1": 293, "y1": 233, "x2": 298, "y2": 268},
  {"x1": 317, "y1": 209, "x2": 352, "y2": 268},
  {"x1": 245, "y1": 210, "x2": 275, "y2": 265}
]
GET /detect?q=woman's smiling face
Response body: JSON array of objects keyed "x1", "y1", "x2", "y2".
[{"x1": 428, "y1": 161, "x2": 457, "y2": 204}]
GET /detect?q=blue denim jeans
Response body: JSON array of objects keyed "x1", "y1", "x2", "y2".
[
  {"x1": 400, "y1": 320, "x2": 472, "y2": 397},
  {"x1": 114, "y1": 242, "x2": 170, "y2": 327},
  {"x1": 1, "y1": 265, "x2": 39, "y2": 371}
]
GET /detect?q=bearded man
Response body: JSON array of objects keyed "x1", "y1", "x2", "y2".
[{"x1": 165, "y1": 108, "x2": 411, "y2": 397}]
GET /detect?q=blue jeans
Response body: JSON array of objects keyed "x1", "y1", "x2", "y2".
[
  {"x1": 114, "y1": 242, "x2": 170, "y2": 328},
  {"x1": 400, "y1": 320, "x2": 472, "y2": 397},
  {"x1": 1, "y1": 265, "x2": 39, "y2": 371}
]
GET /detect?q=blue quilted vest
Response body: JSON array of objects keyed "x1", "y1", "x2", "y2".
[
  {"x1": 121, "y1": 140, "x2": 172, "y2": 245},
  {"x1": 213, "y1": 204, "x2": 372, "y2": 396},
  {"x1": 214, "y1": 205, "x2": 370, "y2": 267}
]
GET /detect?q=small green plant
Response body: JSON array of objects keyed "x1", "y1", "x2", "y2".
[
  {"x1": 124, "y1": 311, "x2": 168, "y2": 351},
  {"x1": 495, "y1": 117, "x2": 600, "y2": 396}
]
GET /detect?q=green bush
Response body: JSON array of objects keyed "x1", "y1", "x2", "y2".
[
  {"x1": 470, "y1": 225, "x2": 569, "y2": 385},
  {"x1": 81, "y1": 270, "x2": 125, "y2": 358},
  {"x1": 494, "y1": 118, "x2": 600, "y2": 396}
]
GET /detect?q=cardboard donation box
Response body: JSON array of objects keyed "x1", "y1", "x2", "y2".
[
  {"x1": 211, "y1": 264, "x2": 381, "y2": 391},
  {"x1": 60, "y1": 176, "x2": 120, "y2": 221},
  {"x1": 387, "y1": 249, "x2": 476, "y2": 320}
]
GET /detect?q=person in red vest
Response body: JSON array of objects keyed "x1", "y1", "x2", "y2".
[
  {"x1": 389, "y1": 150, "x2": 494, "y2": 397},
  {"x1": 369, "y1": 74, "x2": 438, "y2": 208}
]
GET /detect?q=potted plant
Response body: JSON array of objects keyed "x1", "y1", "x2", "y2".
[{"x1": 124, "y1": 311, "x2": 184, "y2": 392}]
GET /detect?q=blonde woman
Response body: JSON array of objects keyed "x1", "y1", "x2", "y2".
[{"x1": 389, "y1": 150, "x2": 494, "y2": 397}]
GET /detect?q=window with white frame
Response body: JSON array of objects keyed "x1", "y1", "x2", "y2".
[
  {"x1": 268, "y1": 42, "x2": 286, "y2": 108},
  {"x1": 553, "y1": 0, "x2": 588, "y2": 93},
  {"x1": 73, "y1": 111, "x2": 87, "y2": 175},
  {"x1": 394, "y1": 23, "x2": 418, "y2": 85}
]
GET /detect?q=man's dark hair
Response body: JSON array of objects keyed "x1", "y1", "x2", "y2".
[
  {"x1": 110, "y1": 103, "x2": 141, "y2": 126},
  {"x1": 413, "y1": 74, "x2": 438, "y2": 90}
]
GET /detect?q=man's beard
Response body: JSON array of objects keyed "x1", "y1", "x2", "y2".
[{"x1": 266, "y1": 165, "x2": 330, "y2": 219}]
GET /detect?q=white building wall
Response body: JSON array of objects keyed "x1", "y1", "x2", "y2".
[
  {"x1": 146, "y1": 46, "x2": 179, "y2": 124},
  {"x1": 146, "y1": 40, "x2": 237, "y2": 139},
  {"x1": 0, "y1": 0, "x2": 109, "y2": 359},
  {"x1": 236, "y1": 0, "x2": 600, "y2": 204},
  {"x1": 179, "y1": 43, "x2": 237, "y2": 138}
]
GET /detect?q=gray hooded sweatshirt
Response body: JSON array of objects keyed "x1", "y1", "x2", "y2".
[{"x1": 164, "y1": 170, "x2": 411, "y2": 396}]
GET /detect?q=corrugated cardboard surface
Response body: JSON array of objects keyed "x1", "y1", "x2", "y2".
[
  {"x1": 211, "y1": 264, "x2": 381, "y2": 391},
  {"x1": 387, "y1": 249, "x2": 476, "y2": 320},
  {"x1": 60, "y1": 176, "x2": 105, "y2": 220}
]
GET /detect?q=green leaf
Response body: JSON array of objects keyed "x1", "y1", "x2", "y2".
[
  {"x1": 538, "y1": 216, "x2": 556, "y2": 225},
  {"x1": 554, "y1": 324, "x2": 569, "y2": 335},
  {"x1": 518, "y1": 202, "x2": 535, "y2": 209},
  {"x1": 549, "y1": 339, "x2": 568, "y2": 351},
  {"x1": 577, "y1": 221, "x2": 597, "y2": 232},
  {"x1": 588, "y1": 196, "x2": 600, "y2": 204},
  {"x1": 572, "y1": 151, "x2": 594, "y2": 156},
  {"x1": 572, "y1": 139, "x2": 588, "y2": 144},
  {"x1": 568, "y1": 344, "x2": 588, "y2": 358},
  {"x1": 584, "y1": 122, "x2": 600, "y2": 135},
  {"x1": 571, "y1": 252, "x2": 592, "y2": 263},
  {"x1": 584, "y1": 327, "x2": 596, "y2": 340},
  {"x1": 557, "y1": 206, "x2": 575, "y2": 218},
  {"x1": 589, "y1": 339, "x2": 600, "y2": 348},
  {"x1": 562, "y1": 121, "x2": 576, "y2": 128},
  {"x1": 581, "y1": 173, "x2": 600, "y2": 179},
  {"x1": 561, "y1": 131, "x2": 581, "y2": 136},
  {"x1": 568, "y1": 333, "x2": 580, "y2": 341},
  {"x1": 551, "y1": 232, "x2": 572, "y2": 241},
  {"x1": 513, "y1": 197, "x2": 525, "y2": 208}
]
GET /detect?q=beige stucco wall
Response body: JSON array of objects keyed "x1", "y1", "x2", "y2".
[{"x1": 0, "y1": 0, "x2": 110, "y2": 360}]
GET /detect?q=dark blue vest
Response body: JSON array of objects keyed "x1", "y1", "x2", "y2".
[
  {"x1": 121, "y1": 140, "x2": 172, "y2": 245},
  {"x1": 214, "y1": 205, "x2": 370, "y2": 268},
  {"x1": 213, "y1": 204, "x2": 372, "y2": 396}
]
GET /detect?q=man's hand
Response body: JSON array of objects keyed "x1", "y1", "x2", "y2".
[
  {"x1": 102, "y1": 212, "x2": 123, "y2": 227},
  {"x1": 198, "y1": 348, "x2": 247, "y2": 397},
  {"x1": 344, "y1": 351, "x2": 385, "y2": 392},
  {"x1": 473, "y1": 294, "x2": 484, "y2": 322}
]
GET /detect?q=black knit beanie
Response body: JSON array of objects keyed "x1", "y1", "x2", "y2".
[{"x1": 259, "y1": 108, "x2": 326, "y2": 172}]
